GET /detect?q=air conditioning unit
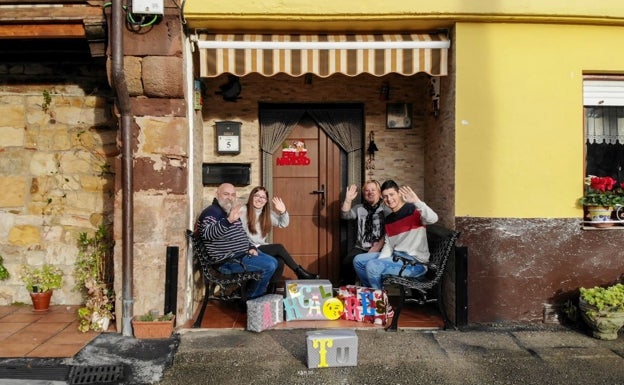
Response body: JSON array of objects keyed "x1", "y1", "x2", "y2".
[{"x1": 132, "y1": 0, "x2": 164, "y2": 15}]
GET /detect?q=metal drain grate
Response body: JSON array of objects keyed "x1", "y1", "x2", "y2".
[
  {"x1": 0, "y1": 365, "x2": 69, "y2": 381},
  {"x1": 68, "y1": 364, "x2": 125, "y2": 384}
]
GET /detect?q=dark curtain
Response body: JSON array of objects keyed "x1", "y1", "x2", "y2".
[
  {"x1": 259, "y1": 104, "x2": 364, "y2": 188},
  {"x1": 586, "y1": 140, "x2": 624, "y2": 183}
]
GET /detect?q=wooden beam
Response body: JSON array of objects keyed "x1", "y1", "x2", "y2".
[
  {"x1": 0, "y1": 6, "x2": 104, "y2": 23},
  {"x1": 0, "y1": 0, "x2": 88, "y2": 3},
  {"x1": 0, "y1": 24, "x2": 86, "y2": 38}
]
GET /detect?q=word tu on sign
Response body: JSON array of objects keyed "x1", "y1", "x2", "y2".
[{"x1": 310, "y1": 338, "x2": 354, "y2": 368}]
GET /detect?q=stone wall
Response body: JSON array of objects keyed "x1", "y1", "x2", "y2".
[
  {"x1": 0, "y1": 63, "x2": 115, "y2": 306},
  {"x1": 0, "y1": 3, "x2": 190, "y2": 330},
  {"x1": 107, "y1": 5, "x2": 189, "y2": 323}
]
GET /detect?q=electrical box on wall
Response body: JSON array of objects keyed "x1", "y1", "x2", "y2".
[{"x1": 132, "y1": 0, "x2": 164, "y2": 15}]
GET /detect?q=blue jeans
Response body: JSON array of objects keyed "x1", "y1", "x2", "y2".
[
  {"x1": 218, "y1": 251, "x2": 278, "y2": 298},
  {"x1": 353, "y1": 251, "x2": 427, "y2": 289}
]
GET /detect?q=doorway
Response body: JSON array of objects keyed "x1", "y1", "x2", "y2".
[{"x1": 259, "y1": 103, "x2": 364, "y2": 284}]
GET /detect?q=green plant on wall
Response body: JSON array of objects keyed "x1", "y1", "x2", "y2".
[
  {"x1": 41, "y1": 89, "x2": 52, "y2": 113},
  {"x1": 41, "y1": 89, "x2": 57, "y2": 123},
  {"x1": 0, "y1": 255, "x2": 9, "y2": 281},
  {"x1": 77, "y1": 277, "x2": 114, "y2": 332},
  {"x1": 74, "y1": 224, "x2": 112, "y2": 287},
  {"x1": 73, "y1": 224, "x2": 115, "y2": 332}
]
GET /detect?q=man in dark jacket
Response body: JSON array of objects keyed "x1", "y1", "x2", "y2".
[
  {"x1": 340, "y1": 180, "x2": 386, "y2": 285},
  {"x1": 196, "y1": 183, "x2": 277, "y2": 298}
]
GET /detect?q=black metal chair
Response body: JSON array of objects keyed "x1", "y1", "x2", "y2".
[
  {"x1": 382, "y1": 224, "x2": 460, "y2": 331},
  {"x1": 186, "y1": 230, "x2": 261, "y2": 328}
]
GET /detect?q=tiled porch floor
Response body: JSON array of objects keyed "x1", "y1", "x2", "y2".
[
  {"x1": 0, "y1": 305, "x2": 106, "y2": 358},
  {"x1": 184, "y1": 296, "x2": 446, "y2": 330},
  {"x1": 0, "y1": 296, "x2": 444, "y2": 358}
]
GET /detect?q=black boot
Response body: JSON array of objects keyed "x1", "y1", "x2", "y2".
[{"x1": 295, "y1": 265, "x2": 319, "y2": 279}]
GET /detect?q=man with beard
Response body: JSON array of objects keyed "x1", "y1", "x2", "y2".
[
  {"x1": 339, "y1": 180, "x2": 387, "y2": 285},
  {"x1": 195, "y1": 183, "x2": 277, "y2": 299}
]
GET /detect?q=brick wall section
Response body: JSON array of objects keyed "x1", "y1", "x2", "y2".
[{"x1": 198, "y1": 72, "x2": 445, "y2": 213}]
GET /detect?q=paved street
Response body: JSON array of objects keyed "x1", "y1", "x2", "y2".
[
  {"x1": 1, "y1": 324, "x2": 623, "y2": 384},
  {"x1": 157, "y1": 325, "x2": 624, "y2": 385}
]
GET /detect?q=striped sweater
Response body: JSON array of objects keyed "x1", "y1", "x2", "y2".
[
  {"x1": 378, "y1": 201, "x2": 438, "y2": 264},
  {"x1": 196, "y1": 198, "x2": 254, "y2": 259}
]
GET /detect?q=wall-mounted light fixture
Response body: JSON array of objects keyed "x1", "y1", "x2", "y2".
[
  {"x1": 216, "y1": 75, "x2": 242, "y2": 102},
  {"x1": 379, "y1": 81, "x2": 389, "y2": 101},
  {"x1": 430, "y1": 77, "x2": 441, "y2": 117},
  {"x1": 366, "y1": 131, "x2": 379, "y2": 170}
]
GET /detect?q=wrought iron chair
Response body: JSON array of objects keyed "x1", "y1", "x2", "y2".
[
  {"x1": 186, "y1": 230, "x2": 261, "y2": 328},
  {"x1": 382, "y1": 224, "x2": 460, "y2": 331}
]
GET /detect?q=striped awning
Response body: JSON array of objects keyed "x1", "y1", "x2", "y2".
[{"x1": 196, "y1": 33, "x2": 449, "y2": 78}]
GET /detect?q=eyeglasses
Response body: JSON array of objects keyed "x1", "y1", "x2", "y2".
[{"x1": 253, "y1": 194, "x2": 268, "y2": 201}]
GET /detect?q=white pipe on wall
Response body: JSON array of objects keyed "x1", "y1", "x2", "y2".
[{"x1": 197, "y1": 39, "x2": 450, "y2": 50}]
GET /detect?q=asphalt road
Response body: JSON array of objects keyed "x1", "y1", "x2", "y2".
[
  {"x1": 156, "y1": 325, "x2": 624, "y2": 385},
  {"x1": 1, "y1": 324, "x2": 622, "y2": 385}
]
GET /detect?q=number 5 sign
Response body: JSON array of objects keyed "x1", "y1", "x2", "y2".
[{"x1": 216, "y1": 121, "x2": 241, "y2": 154}]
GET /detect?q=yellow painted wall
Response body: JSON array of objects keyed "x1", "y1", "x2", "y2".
[
  {"x1": 184, "y1": 0, "x2": 624, "y2": 18},
  {"x1": 183, "y1": 0, "x2": 624, "y2": 31},
  {"x1": 455, "y1": 23, "x2": 624, "y2": 218}
]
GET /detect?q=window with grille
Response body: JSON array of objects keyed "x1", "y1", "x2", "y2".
[{"x1": 584, "y1": 78, "x2": 624, "y2": 182}]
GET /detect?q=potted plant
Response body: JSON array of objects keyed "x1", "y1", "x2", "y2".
[
  {"x1": 77, "y1": 277, "x2": 114, "y2": 332},
  {"x1": 0, "y1": 255, "x2": 9, "y2": 281},
  {"x1": 19, "y1": 263, "x2": 64, "y2": 312},
  {"x1": 578, "y1": 283, "x2": 624, "y2": 340},
  {"x1": 132, "y1": 311, "x2": 176, "y2": 339},
  {"x1": 578, "y1": 175, "x2": 624, "y2": 227},
  {"x1": 73, "y1": 224, "x2": 115, "y2": 332}
]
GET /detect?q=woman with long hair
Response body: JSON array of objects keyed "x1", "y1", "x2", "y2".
[{"x1": 240, "y1": 186, "x2": 318, "y2": 292}]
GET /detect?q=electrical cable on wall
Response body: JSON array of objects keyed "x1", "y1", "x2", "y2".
[{"x1": 102, "y1": 1, "x2": 162, "y2": 31}]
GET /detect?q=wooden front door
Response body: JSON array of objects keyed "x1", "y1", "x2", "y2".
[{"x1": 271, "y1": 117, "x2": 342, "y2": 282}]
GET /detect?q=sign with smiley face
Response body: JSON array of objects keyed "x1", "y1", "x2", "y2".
[{"x1": 322, "y1": 298, "x2": 345, "y2": 320}]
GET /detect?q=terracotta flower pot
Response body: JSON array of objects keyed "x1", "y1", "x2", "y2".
[
  {"x1": 131, "y1": 316, "x2": 175, "y2": 339},
  {"x1": 30, "y1": 290, "x2": 53, "y2": 312}
]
